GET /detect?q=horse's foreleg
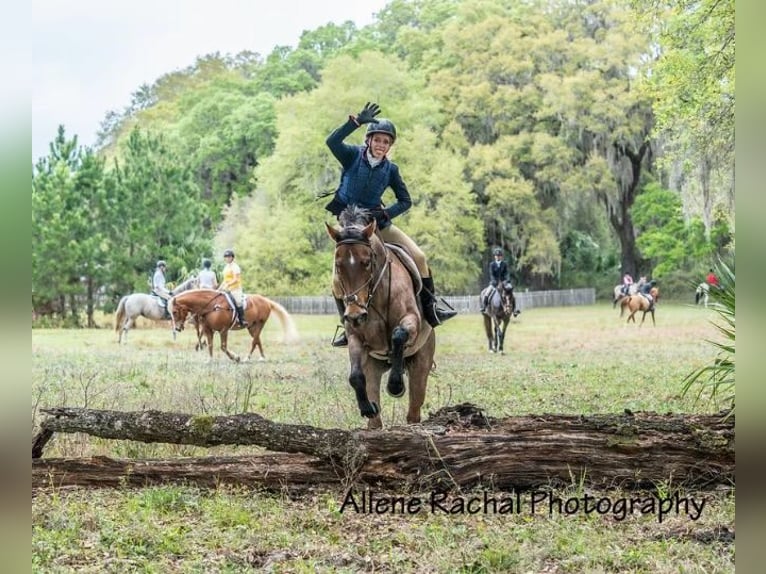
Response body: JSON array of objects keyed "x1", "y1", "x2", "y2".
[
  {"x1": 499, "y1": 318, "x2": 510, "y2": 354},
  {"x1": 364, "y1": 360, "x2": 387, "y2": 430},
  {"x1": 219, "y1": 330, "x2": 240, "y2": 363},
  {"x1": 386, "y1": 326, "x2": 409, "y2": 398},
  {"x1": 348, "y1": 338, "x2": 378, "y2": 420},
  {"x1": 483, "y1": 315, "x2": 494, "y2": 352}
]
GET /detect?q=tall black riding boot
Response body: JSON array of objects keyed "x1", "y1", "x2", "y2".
[
  {"x1": 331, "y1": 297, "x2": 348, "y2": 347},
  {"x1": 420, "y1": 276, "x2": 457, "y2": 328},
  {"x1": 235, "y1": 305, "x2": 248, "y2": 327}
]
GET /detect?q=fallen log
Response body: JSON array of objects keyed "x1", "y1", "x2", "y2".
[
  {"x1": 33, "y1": 404, "x2": 734, "y2": 491},
  {"x1": 33, "y1": 454, "x2": 337, "y2": 491}
]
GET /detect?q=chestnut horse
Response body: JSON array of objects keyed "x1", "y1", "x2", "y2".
[
  {"x1": 620, "y1": 287, "x2": 660, "y2": 326},
  {"x1": 480, "y1": 282, "x2": 518, "y2": 354},
  {"x1": 326, "y1": 206, "x2": 435, "y2": 429},
  {"x1": 168, "y1": 290, "x2": 299, "y2": 362},
  {"x1": 612, "y1": 277, "x2": 645, "y2": 307}
]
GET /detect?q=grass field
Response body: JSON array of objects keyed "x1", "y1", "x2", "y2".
[{"x1": 32, "y1": 304, "x2": 735, "y2": 573}]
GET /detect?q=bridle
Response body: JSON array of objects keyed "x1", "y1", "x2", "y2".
[
  {"x1": 170, "y1": 291, "x2": 224, "y2": 331},
  {"x1": 334, "y1": 237, "x2": 390, "y2": 313}
]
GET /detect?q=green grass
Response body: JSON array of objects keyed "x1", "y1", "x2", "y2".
[{"x1": 32, "y1": 304, "x2": 735, "y2": 573}]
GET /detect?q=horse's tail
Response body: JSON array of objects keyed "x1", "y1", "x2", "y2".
[
  {"x1": 266, "y1": 299, "x2": 300, "y2": 343},
  {"x1": 114, "y1": 296, "x2": 127, "y2": 332}
]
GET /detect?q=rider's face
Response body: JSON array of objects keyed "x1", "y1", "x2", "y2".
[{"x1": 368, "y1": 134, "x2": 393, "y2": 159}]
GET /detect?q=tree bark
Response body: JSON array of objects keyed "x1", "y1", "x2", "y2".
[{"x1": 33, "y1": 404, "x2": 734, "y2": 491}]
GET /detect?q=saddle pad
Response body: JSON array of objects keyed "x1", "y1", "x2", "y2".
[{"x1": 222, "y1": 292, "x2": 247, "y2": 310}]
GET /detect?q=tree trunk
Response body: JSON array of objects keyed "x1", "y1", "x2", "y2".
[{"x1": 33, "y1": 405, "x2": 734, "y2": 492}]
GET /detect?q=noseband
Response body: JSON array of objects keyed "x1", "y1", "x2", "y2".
[{"x1": 335, "y1": 237, "x2": 390, "y2": 310}]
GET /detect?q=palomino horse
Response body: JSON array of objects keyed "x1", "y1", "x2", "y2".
[
  {"x1": 168, "y1": 290, "x2": 299, "y2": 362},
  {"x1": 326, "y1": 206, "x2": 435, "y2": 429},
  {"x1": 114, "y1": 276, "x2": 199, "y2": 343},
  {"x1": 695, "y1": 282, "x2": 710, "y2": 308},
  {"x1": 620, "y1": 287, "x2": 660, "y2": 326},
  {"x1": 480, "y1": 282, "x2": 518, "y2": 354}
]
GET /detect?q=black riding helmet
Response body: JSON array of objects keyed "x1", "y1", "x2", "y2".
[
  {"x1": 156, "y1": 260, "x2": 167, "y2": 268},
  {"x1": 366, "y1": 119, "x2": 397, "y2": 142},
  {"x1": 202, "y1": 258, "x2": 212, "y2": 268},
  {"x1": 223, "y1": 249, "x2": 235, "y2": 258},
  {"x1": 493, "y1": 248, "x2": 503, "y2": 256}
]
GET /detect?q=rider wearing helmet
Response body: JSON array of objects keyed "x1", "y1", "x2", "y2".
[
  {"x1": 324, "y1": 102, "x2": 457, "y2": 347},
  {"x1": 198, "y1": 258, "x2": 218, "y2": 289},
  {"x1": 152, "y1": 260, "x2": 171, "y2": 318},
  {"x1": 480, "y1": 248, "x2": 519, "y2": 314},
  {"x1": 218, "y1": 249, "x2": 248, "y2": 327},
  {"x1": 639, "y1": 279, "x2": 658, "y2": 306}
]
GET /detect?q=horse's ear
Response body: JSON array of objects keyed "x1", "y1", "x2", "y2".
[
  {"x1": 362, "y1": 219, "x2": 377, "y2": 239},
  {"x1": 325, "y1": 222, "x2": 341, "y2": 242}
]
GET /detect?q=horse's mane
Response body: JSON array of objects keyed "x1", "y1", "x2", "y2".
[{"x1": 337, "y1": 205, "x2": 377, "y2": 243}]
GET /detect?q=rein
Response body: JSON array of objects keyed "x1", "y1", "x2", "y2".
[
  {"x1": 335, "y1": 237, "x2": 391, "y2": 313},
  {"x1": 174, "y1": 292, "x2": 224, "y2": 328}
]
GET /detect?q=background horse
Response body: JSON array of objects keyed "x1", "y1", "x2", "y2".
[
  {"x1": 695, "y1": 282, "x2": 710, "y2": 307},
  {"x1": 114, "y1": 276, "x2": 199, "y2": 343},
  {"x1": 168, "y1": 290, "x2": 299, "y2": 362},
  {"x1": 326, "y1": 206, "x2": 435, "y2": 430},
  {"x1": 620, "y1": 287, "x2": 660, "y2": 326},
  {"x1": 480, "y1": 282, "x2": 517, "y2": 354}
]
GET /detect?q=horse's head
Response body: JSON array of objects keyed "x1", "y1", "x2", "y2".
[
  {"x1": 167, "y1": 296, "x2": 189, "y2": 332},
  {"x1": 326, "y1": 207, "x2": 386, "y2": 326},
  {"x1": 499, "y1": 281, "x2": 514, "y2": 312},
  {"x1": 650, "y1": 287, "x2": 660, "y2": 301}
]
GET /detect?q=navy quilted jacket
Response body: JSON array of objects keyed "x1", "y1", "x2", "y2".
[{"x1": 325, "y1": 119, "x2": 412, "y2": 229}]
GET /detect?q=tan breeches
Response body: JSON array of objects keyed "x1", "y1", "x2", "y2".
[{"x1": 331, "y1": 224, "x2": 430, "y2": 298}]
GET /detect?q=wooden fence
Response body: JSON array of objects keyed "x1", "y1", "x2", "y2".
[{"x1": 270, "y1": 288, "x2": 595, "y2": 315}]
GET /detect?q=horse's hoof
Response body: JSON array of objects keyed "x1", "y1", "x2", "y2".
[
  {"x1": 258, "y1": 356, "x2": 266, "y2": 362},
  {"x1": 387, "y1": 378, "x2": 405, "y2": 398},
  {"x1": 360, "y1": 402, "x2": 380, "y2": 418}
]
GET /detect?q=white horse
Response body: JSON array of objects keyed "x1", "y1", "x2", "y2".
[
  {"x1": 695, "y1": 282, "x2": 710, "y2": 308},
  {"x1": 114, "y1": 276, "x2": 199, "y2": 343}
]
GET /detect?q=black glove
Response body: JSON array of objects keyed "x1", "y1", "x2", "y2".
[{"x1": 356, "y1": 102, "x2": 381, "y2": 125}]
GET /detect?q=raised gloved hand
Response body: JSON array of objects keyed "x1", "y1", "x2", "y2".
[{"x1": 356, "y1": 102, "x2": 381, "y2": 125}]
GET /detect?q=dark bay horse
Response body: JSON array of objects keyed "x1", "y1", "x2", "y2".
[
  {"x1": 480, "y1": 282, "x2": 517, "y2": 353},
  {"x1": 620, "y1": 287, "x2": 660, "y2": 326},
  {"x1": 326, "y1": 206, "x2": 435, "y2": 430},
  {"x1": 168, "y1": 290, "x2": 299, "y2": 362},
  {"x1": 114, "y1": 276, "x2": 199, "y2": 343}
]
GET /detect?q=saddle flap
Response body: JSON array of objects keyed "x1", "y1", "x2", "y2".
[{"x1": 384, "y1": 242, "x2": 422, "y2": 295}]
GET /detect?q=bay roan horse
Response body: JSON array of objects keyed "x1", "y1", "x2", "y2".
[
  {"x1": 480, "y1": 282, "x2": 517, "y2": 354},
  {"x1": 114, "y1": 276, "x2": 199, "y2": 343},
  {"x1": 168, "y1": 290, "x2": 299, "y2": 362},
  {"x1": 620, "y1": 287, "x2": 660, "y2": 326},
  {"x1": 326, "y1": 206, "x2": 435, "y2": 429}
]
